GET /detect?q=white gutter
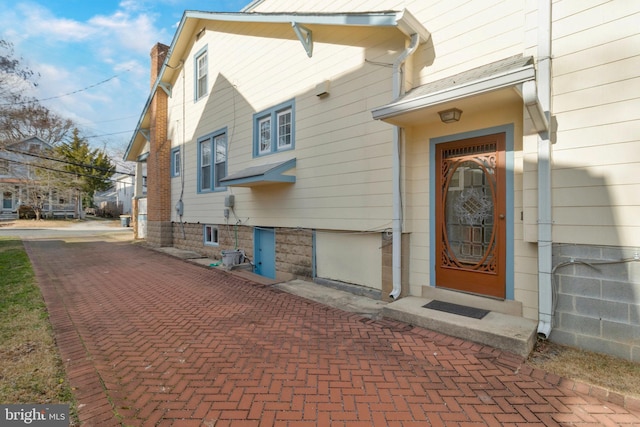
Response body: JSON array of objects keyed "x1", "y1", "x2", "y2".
[
  {"x1": 537, "y1": 0, "x2": 553, "y2": 338},
  {"x1": 390, "y1": 33, "x2": 420, "y2": 299}
]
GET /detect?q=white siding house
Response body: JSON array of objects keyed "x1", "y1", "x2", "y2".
[
  {"x1": 125, "y1": 0, "x2": 640, "y2": 360},
  {"x1": 0, "y1": 136, "x2": 76, "y2": 219}
]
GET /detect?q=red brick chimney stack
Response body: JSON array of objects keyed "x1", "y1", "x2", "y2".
[
  {"x1": 146, "y1": 42, "x2": 172, "y2": 247},
  {"x1": 151, "y1": 43, "x2": 169, "y2": 89}
]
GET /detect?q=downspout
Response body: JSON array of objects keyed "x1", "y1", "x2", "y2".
[
  {"x1": 390, "y1": 33, "x2": 420, "y2": 300},
  {"x1": 537, "y1": 0, "x2": 553, "y2": 338}
]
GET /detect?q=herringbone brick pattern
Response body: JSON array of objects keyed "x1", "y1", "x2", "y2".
[{"x1": 25, "y1": 238, "x2": 640, "y2": 426}]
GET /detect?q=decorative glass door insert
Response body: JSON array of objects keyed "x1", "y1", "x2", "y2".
[{"x1": 435, "y1": 134, "x2": 506, "y2": 298}]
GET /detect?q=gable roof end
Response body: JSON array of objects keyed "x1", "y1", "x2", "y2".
[{"x1": 124, "y1": 9, "x2": 429, "y2": 162}]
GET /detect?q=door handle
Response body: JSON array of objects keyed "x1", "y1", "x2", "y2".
[{"x1": 499, "y1": 214, "x2": 505, "y2": 219}]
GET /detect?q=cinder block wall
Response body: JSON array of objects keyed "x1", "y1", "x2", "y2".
[
  {"x1": 275, "y1": 228, "x2": 313, "y2": 280},
  {"x1": 551, "y1": 244, "x2": 640, "y2": 362},
  {"x1": 172, "y1": 222, "x2": 253, "y2": 260}
]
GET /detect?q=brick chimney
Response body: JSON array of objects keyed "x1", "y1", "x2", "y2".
[{"x1": 146, "y1": 43, "x2": 172, "y2": 247}]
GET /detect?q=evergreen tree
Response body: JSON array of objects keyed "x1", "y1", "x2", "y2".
[{"x1": 53, "y1": 129, "x2": 115, "y2": 211}]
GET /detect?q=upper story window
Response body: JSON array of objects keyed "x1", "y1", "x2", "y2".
[
  {"x1": 194, "y1": 46, "x2": 208, "y2": 101},
  {"x1": 197, "y1": 129, "x2": 227, "y2": 193},
  {"x1": 254, "y1": 99, "x2": 295, "y2": 157},
  {"x1": 171, "y1": 147, "x2": 181, "y2": 178}
]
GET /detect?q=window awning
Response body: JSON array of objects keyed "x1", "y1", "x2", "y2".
[
  {"x1": 220, "y1": 158, "x2": 296, "y2": 187},
  {"x1": 372, "y1": 55, "x2": 539, "y2": 123}
]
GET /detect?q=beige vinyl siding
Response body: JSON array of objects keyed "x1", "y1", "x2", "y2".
[
  {"x1": 550, "y1": 0, "x2": 640, "y2": 247},
  {"x1": 407, "y1": 0, "x2": 525, "y2": 88},
  {"x1": 166, "y1": 21, "x2": 400, "y2": 231},
  {"x1": 159, "y1": 0, "x2": 639, "y2": 310}
]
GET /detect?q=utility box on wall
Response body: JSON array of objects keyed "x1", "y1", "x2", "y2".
[{"x1": 224, "y1": 195, "x2": 235, "y2": 208}]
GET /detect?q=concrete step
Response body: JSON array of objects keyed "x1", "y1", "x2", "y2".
[
  {"x1": 0, "y1": 212, "x2": 17, "y2": 220},
  {"x1": 383, "y1": 296, "x2": 537, "y2": 357}
]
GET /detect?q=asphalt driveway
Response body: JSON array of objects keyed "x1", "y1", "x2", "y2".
[{"x1": 22, "y1": 234, "x2": 640, "y2": 426}]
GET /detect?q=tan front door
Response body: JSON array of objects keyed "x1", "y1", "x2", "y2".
[{"x1": 435, "y1": 133, "x2": 506, "y2": 299}]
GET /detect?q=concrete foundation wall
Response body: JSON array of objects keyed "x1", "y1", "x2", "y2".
[{"x1": 551, "y1": 243, "x2": 640, "y2": 362}]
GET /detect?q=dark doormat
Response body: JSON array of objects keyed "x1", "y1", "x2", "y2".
[{"x1": 423, "y1": 300, "x2": 490, "y2": 319}]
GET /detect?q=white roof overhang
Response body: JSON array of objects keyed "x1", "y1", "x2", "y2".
[{"x1": 371, "y1": 55, "x2": 548, "y2": 132}]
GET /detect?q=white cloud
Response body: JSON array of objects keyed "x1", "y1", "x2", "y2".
[
  {"x1": 0, "y1": 0, "x2": 199, "y2": 148},
  {"x1": 16, "y1": 3, "x2": 96, "y2": 42},
  {"x1": 90, "y1": 11, "x2": 166, "y2": 56}
]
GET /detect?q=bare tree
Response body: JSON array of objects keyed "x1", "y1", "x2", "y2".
[
  {"x1": 0, "y1": 102, "x2": 74, "y2": 145},
  {"x1": 0, "y1": 40, "x2": 74, "y2": 146}
]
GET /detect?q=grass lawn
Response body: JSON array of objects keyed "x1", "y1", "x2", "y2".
[{"x1": 0, "y1": 237, "x2": 76, "y2": 420}]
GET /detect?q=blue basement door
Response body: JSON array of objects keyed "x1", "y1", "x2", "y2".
[{"x1": 254, "y1": 227, "x2": 276, "y2": 279}]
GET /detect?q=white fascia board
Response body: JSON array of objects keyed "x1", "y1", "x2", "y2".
[
  {"x1": 185, "y1": 10, "x2": 429, "y2": 40},
  {"x1": 124, "y1": 95, "x2": 153, "y2": 162},
  {"x1": 185, "y1": 10, "x2": 402, "y2": 27},
  {"x1": 372, "y1": 65, "x2": 536, "y2": 121}
]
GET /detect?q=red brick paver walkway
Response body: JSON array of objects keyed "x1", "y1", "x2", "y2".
[{"x1": 25, "y1": 237, "x2": 640, "y2": 426}]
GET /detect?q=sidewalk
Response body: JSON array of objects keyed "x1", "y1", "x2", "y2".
[{"x1": 25, "y1": 236, "x2": 640, "y2": 426}]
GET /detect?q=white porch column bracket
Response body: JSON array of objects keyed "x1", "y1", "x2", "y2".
[
  {"x1": 158, "y1": 82, "x2": 172, "y2": 97},
  {"x1": 139, "y1": 129, "x2": 150, "y2": 142},
  {"x1": 291, "y1": 22, "x2": 313, "y2": 57}
]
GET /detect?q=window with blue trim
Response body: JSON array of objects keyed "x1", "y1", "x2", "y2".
[
  {"x1": 254, "y1": 99, "x2": 295, "y2": 156},
  {"x1": 203, "y1": 224, "x2": 218, "y2": 246},
  {"x1": 194, "y1": 46, "x2": 208, "y2": 101},
  {"x1": 197, "y1": 129, "x2": 227, "y2": 193},
  {"x1": 171, "y1": 147, "x2": 181, "y2": 178}
]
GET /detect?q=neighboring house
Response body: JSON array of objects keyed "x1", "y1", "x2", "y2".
[
  {"x1": 115, "y1": 173, "x2": 134, "y2": 215},
  {"x1": 125, "y1": 1, "x2": 640, "y2": 360},
  {"x1": 0, "y1": 136, "x2": 76, "y2": 219},
  {"x1": 93, "y1": 187, "x2": 118, "y2": 216},
  {"x1": 93, "y1": 173, "x2": 134, "y2": 217}
]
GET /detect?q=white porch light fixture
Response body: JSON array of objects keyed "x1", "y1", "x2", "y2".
[{"x1": 438, "y1": 108, "x2": 462, "y2": 123}]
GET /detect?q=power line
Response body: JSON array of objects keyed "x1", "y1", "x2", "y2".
[
  {"x1": 0, "y1": 71, "x2": 130, "y2": 106},
  {"x1": 2, "y1": 147, "x2": 133, "y2": 176},
  {"x1": 76, "y1": 114, "x2": 139, "y2": 125},
  {"x1": 83, "y1": 129, "x2": 136, "y2": 139},
  {"x1": 2, "y1": 157, "x2": 128, "y2": 183}
]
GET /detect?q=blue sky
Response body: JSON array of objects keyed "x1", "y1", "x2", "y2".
[{"x1": 0, "y1": 0, "x2": 249, "y2": 160}]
